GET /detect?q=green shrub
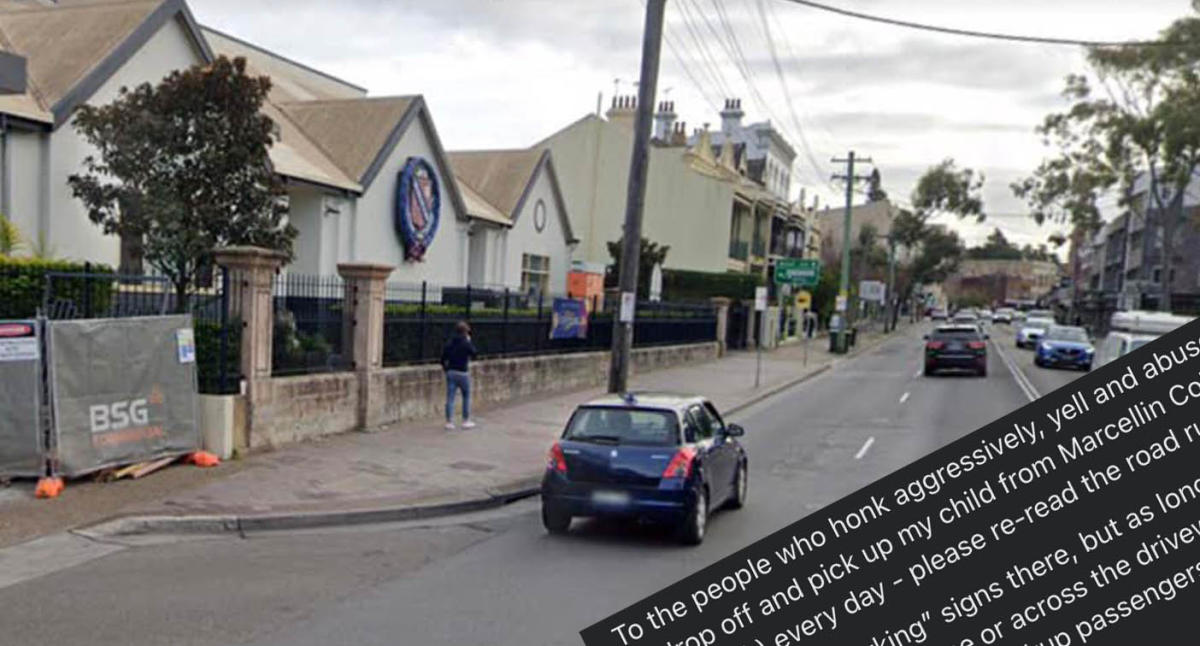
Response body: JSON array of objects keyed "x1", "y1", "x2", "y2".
[
  {"x1": 0, "y1": 257, "x2": 115, "y2": 318},
  {"x1": 195, "y1": 318, "x2": 241, "y2": 393},
  {"x1": 661, "y1": 269, "x2": 763, "y2": 302}
]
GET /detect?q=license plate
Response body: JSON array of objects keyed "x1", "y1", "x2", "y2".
[{"x1": 592, "y1": 490, "x2": 631, "y2": 506}]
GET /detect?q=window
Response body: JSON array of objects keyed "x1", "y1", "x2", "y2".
[
  {"x1": 521, "y1": 253, "x2": 550, "y2": 297},
  {"x1": 564, "y1": 407, "x2": 679, "y2": 446},
  {"x1": 688, "y1": 405, "x2": 715, "y2": 441}
]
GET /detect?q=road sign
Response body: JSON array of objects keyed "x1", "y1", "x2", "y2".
[
  {"x1": 754, "y1": 286, "x2": 768, "y2": 312},
  {"x1": 793, "y1": 290, "x2": 812, "y2": 311},
  {"x1": 860, "y1": 280, "x2": 886, "y2": 303},
  {"x1": 835, "y1": 292, "x2": 847, "y2": 313},
  {"x1": 775, "y1": 258, "x2": 820, "y2": 287}
]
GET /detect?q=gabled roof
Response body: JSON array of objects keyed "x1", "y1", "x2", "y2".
[
  {"x1": 200, "y1": 26, "x2": 365, "y2": 104},
  {"x1": 280, "y1": 96, "x2": 414, "y2": 185},
  {"x1": 0, "y1": 0, "x2": 212, "y2": 127},
  {"x1": 447, "y1": 147, "x2": 577, "y2": 243}
]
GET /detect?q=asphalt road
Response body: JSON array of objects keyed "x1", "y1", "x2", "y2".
[{"x1": 0, "y1": 322, "x2": 1085, "y2": 646}]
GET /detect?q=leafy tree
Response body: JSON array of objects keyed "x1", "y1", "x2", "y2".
[
  {"x1": 68, "y1": 56, "x2": 295, "y2": 310},
  {"x1": 606, "y1": 237, "x2": 670, "y2": 297},
  {"x1": 886, "y1": 159, "x2": 981, "y2": 326},
  {"x1": 1013, "y1": 16, "x2": 1200, "y2": 311},
  {"x1": 866, "y1": 168, "x2": 888, "y2": 202}
]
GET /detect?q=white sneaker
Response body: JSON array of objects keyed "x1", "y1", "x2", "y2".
[
  {"x1": 445, "y1": 422, "x2": 456, "y2": 430},
  {"x1": 461, "y1": 420, "x2": 477, "y2": 429}
]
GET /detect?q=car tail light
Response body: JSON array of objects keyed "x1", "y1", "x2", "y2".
[
  {"x1": 926, "y1": 341, "x2": 945, "y2": 350},
  {"x1": 967, "y1": 341, "x2": 986, "y2": 350},
  {"x1": 662, "y1": 446, "x2": 697, "y2": 479},
  {"x1": 547, "y1": 442, "x2": 567, "y2": 474}
]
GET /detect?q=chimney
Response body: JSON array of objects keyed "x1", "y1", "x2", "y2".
[
  {"x1": 720, "y1": 98, "x2": 744, "y2": 135},
  {"x1": 606, "y1": 94, "x2": 638, "y2": 130},
  {"x1": 653, "y1": 100, "x2": 677, "y2": 142},
  {"x1": 670, "y1": 121, "x2": 688, "y2": 147}
]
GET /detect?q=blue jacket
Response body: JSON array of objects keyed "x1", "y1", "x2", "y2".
[{"x1": 441, "y1": 334, "x2": 478, "y2": 372}]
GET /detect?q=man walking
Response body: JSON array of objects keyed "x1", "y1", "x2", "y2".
[{"x1": 441, "y1": 321, "x2": 478, "y2": 429}]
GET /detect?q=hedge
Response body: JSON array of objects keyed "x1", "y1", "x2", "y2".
[
  {"x1": 0, "y1": 257, "x2": 115, "y2": 318},
  {"x1": 195, "y1": 318, "x2": 241, "y2": 394},
  {"x1": 662, "y1": 269, "x2": 763, "y2": 302}
]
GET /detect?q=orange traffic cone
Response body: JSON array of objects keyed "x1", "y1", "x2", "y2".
[
  {"x1": 35, "y1": 477, "x2": 64, "y2": 499},
  {"x1": 186, "y1": 451, "x2": 220, "y2": 468}
]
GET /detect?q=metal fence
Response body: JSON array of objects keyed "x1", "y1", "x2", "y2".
[
  {"x1": 271, "y1": 272, "x2": 351, "y2": 376},
  {"x1": 0, "y1": 265, "x2": 242, "y2": 394},
  {"x1": 381, "y1": 282, "x2": 717, "y2": 367}
]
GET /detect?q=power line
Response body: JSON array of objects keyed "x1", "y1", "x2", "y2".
[
  {"x1": 777, "y1": 0, "x2": 1176, "y2": 47},
  {"x1": 754, "y1": 0, "x2": 836, "y2": 194}
]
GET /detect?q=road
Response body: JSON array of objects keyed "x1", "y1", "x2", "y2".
[{"x1": 0, "y1": 322, "x2": 1085, "y2": 646}]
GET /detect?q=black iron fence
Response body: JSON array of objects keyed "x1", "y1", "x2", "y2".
[
  {"x1": 271, "y1": 272, "x2": 351, "y2": 376},
  {"x1": 0, "y1": 266, "x2": 242, "y2": 394},
  {"x1": 381, "y1": 282, "x2": 717, "y2": 367}
]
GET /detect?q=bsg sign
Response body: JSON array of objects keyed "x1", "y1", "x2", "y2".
[{"x1": 89, "y1": 399, "x2": 149, "y2": 434}]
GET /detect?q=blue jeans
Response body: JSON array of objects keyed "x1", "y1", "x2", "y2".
[{"x1": 445, "y1": 370, "x2": 471, "y2": 422}]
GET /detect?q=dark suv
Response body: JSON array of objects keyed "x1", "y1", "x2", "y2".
[{"x1": 924, "y1": 324, "x2": 988, "y2": 377}]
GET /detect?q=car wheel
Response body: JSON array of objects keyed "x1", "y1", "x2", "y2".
[
  {"x1": 978, "y1": 365, "x2": 988, "y2": 377},
  {"x1": 1082, "y1": 363, "x2": 1092, "y2": 372},
  {"x1": 923, "y1": 364, "x2": 935, "y2": 377},
  {"x1": 542, "y1": 502, "x2": 571, "y2": 535},
  {"x1": 678, "y1": 487, "x2": 708, "y2": 545},
  {"x1": 726, "y1": 461, "x2": 747, "y2": 510}
]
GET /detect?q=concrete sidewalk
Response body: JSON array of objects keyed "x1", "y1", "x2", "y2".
[{"x1": 0, "y1": 323, "x2": 911, "y2": 545}]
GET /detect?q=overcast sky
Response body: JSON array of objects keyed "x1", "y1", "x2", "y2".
[{"x1": 191, "y1": 0, "x2": 1192, "y2": 250}]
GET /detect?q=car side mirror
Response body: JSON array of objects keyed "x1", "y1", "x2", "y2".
[{"x1": 726, "y1": 424, "x2": 745, "y2": 437}]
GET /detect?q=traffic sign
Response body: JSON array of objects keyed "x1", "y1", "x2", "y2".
[
  {"x1": 793, "y1": 290, "x2": 812, "y2": 311},
  {"x1": 754, "y1": 286, "x2": 768, "y2": 312},
  {"x1": 775, "y1": 258, "x2": 820, "y2": 287},
  {"x1": 859, "y1": 280, "x2": 886, "y2": 303}
]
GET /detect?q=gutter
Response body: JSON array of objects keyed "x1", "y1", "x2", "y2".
[{"x1": 1, "y1": 114, "x2": 9, "y2": 218}]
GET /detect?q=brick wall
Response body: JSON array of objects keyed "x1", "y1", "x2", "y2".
[
  {"x1": 249, "y1": 372, "x2": 360, "y2": 449},
  {"x1": 372, "y1": 341, "x2": 718, "y2": 426}
]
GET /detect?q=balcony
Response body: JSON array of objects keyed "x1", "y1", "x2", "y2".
[
  {"x1": 751, "y1": 239, "x2": 766, "y2": 258},
  {"x1": 729, "y1": 240, "x2": 749, "y2": 261}
]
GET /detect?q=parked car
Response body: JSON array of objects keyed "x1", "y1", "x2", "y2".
[
  {"x1": 1015, "y1": 317, "x2": 1055, "y2": 349},
  {"x1": 540, "y1": 393, "x2": 747, "y2": 545},
  {"x1": 1095, "y1": 311, "x2": 1194, "y2": 368},
  {"x1": 978, "y1": 309, "x2": 994, "y2": 323},
  {"x1": 929, "y1": 308, "x2": 948, "y2": 321},
  {"x1": 924, "y1": 324, "x2": 988, "y2": 377},
  {"x1": 993, "y1": 308, "x2": 1015, "y2": 324},
  {"x1": 1026, "y1": 309, "x2": 1056, "y2": 323},
  {"x1": 1035, "y1": 325, "x2": 1095, "y2": 371}
]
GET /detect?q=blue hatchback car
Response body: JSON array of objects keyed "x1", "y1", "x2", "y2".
[
  {"x1": 540, "y1": 393, "x2": 747, "y2": 545},
  {"x1": 1034, "y1": 325, "x2": 1094, "y2": 371}
]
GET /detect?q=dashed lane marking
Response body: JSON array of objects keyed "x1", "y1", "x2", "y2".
[{"x1": 854, "y1": 436, "x2": 875, "y2": 460}]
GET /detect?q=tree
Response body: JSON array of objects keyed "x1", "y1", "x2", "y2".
[
  {"x1": 887, "y1": 159, "x2": 982, "y2": 326},
  {"x1": 1013, "y1": 16, "x2": 1200, "y2": 311},
  {"x1": 866, "y1": 168, "x2": 888, "y2": 202},
  {"x1": 606, "y1": 236, "x2": 670, "y2": 297},
  {"x1": 0, "y1": 215, "x2": 21, "y2": 256},
  {"x1": 69, "y1": 56, "x2": 295, "y2": 310}
]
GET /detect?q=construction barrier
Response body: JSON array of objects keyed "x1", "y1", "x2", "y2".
[
  {"x1": 47, "y1": 315, "x2": 200, "y2": 478},
  {"x1": 0, "y1": 320, "x2": 45, "y2": 477}
]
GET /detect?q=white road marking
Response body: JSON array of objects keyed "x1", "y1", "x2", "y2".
[
  {"x1": 899, "y1": 391, "x2": 910, "y2": 404},
  {"x1": 993, "y1": 341, "x2": 1040, "y2": 402},
  {"x1": 855, "y1": 436, "x2": 876, "y2": 460},
  {"x1": 913, "y1": 369, "x2": 923, "y2": 378}
]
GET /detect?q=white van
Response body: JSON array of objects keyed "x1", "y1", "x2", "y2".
[{"x1": 1095, "y1": 310, "x2": 1194, "y2": 368}]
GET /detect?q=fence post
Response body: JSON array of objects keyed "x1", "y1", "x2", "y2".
[
  {"x1": 213, "y1": 246, "x2": 288, "y2": 450},
  {"x1": 709, "y1": 297, "x2": 731, "y2": 357},
  {"x1": 338, "y1": 263, "x2": 395, "y2": 431},
  {"x1": 218, "y1": 266, "x2": 230, "y2": 394},
  {"x1": 502, "y1": 288, "x2": 510, "y2": 355},
  {"x1": 465, "y1": 284, "x2": 472, "y2": 321},
  {"x1": 83, "y1": 261, "x2": 92, "y2": 318},
  {"x1": 419, "y1": 281, "x2": 428, "y2": 361},
  {"x1": 537, "y1": 291, "x2": 544, "y2": 352}
]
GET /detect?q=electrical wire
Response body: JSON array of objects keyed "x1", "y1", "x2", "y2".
[{"x1": 776, "y1": 0, "x2": 1175, "y2": 47}]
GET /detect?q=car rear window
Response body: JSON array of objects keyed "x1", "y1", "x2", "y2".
[
  {"x1": 1025, "y1": 318, "x2": 1054, "y2": 328},
  {"x1": 563, "y1": 407, "x2": 679, "y2": 446},
  {"x1": 932, "y1": 327, "x2": 982, "y2": 340}
]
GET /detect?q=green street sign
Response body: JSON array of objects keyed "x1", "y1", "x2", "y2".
[{"x1": 775, "y1": 259, "x2": 820, "y2": 287}]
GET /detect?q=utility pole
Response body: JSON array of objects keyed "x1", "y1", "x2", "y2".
[
  {"x1": 831, "y1": 152, "x2": 873, "y2": 351},
  {"x1": 607, "y1": 0, "x2": 665, "y2": 394},
  {"x1": 886, "y1": 234, "x2": 896, "y2": 332}
]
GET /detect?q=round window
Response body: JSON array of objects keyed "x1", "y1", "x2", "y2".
[{"x1": 533, "y1": 199, "x2": 548, "y2": 233}]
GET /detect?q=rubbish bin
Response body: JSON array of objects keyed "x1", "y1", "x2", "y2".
[
  {"x1": 829, "y1": 330, "x2": 849, "y2": 354},
  {"x1": 849, "y1": 327, "x2": 858, "y2": 347}
]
